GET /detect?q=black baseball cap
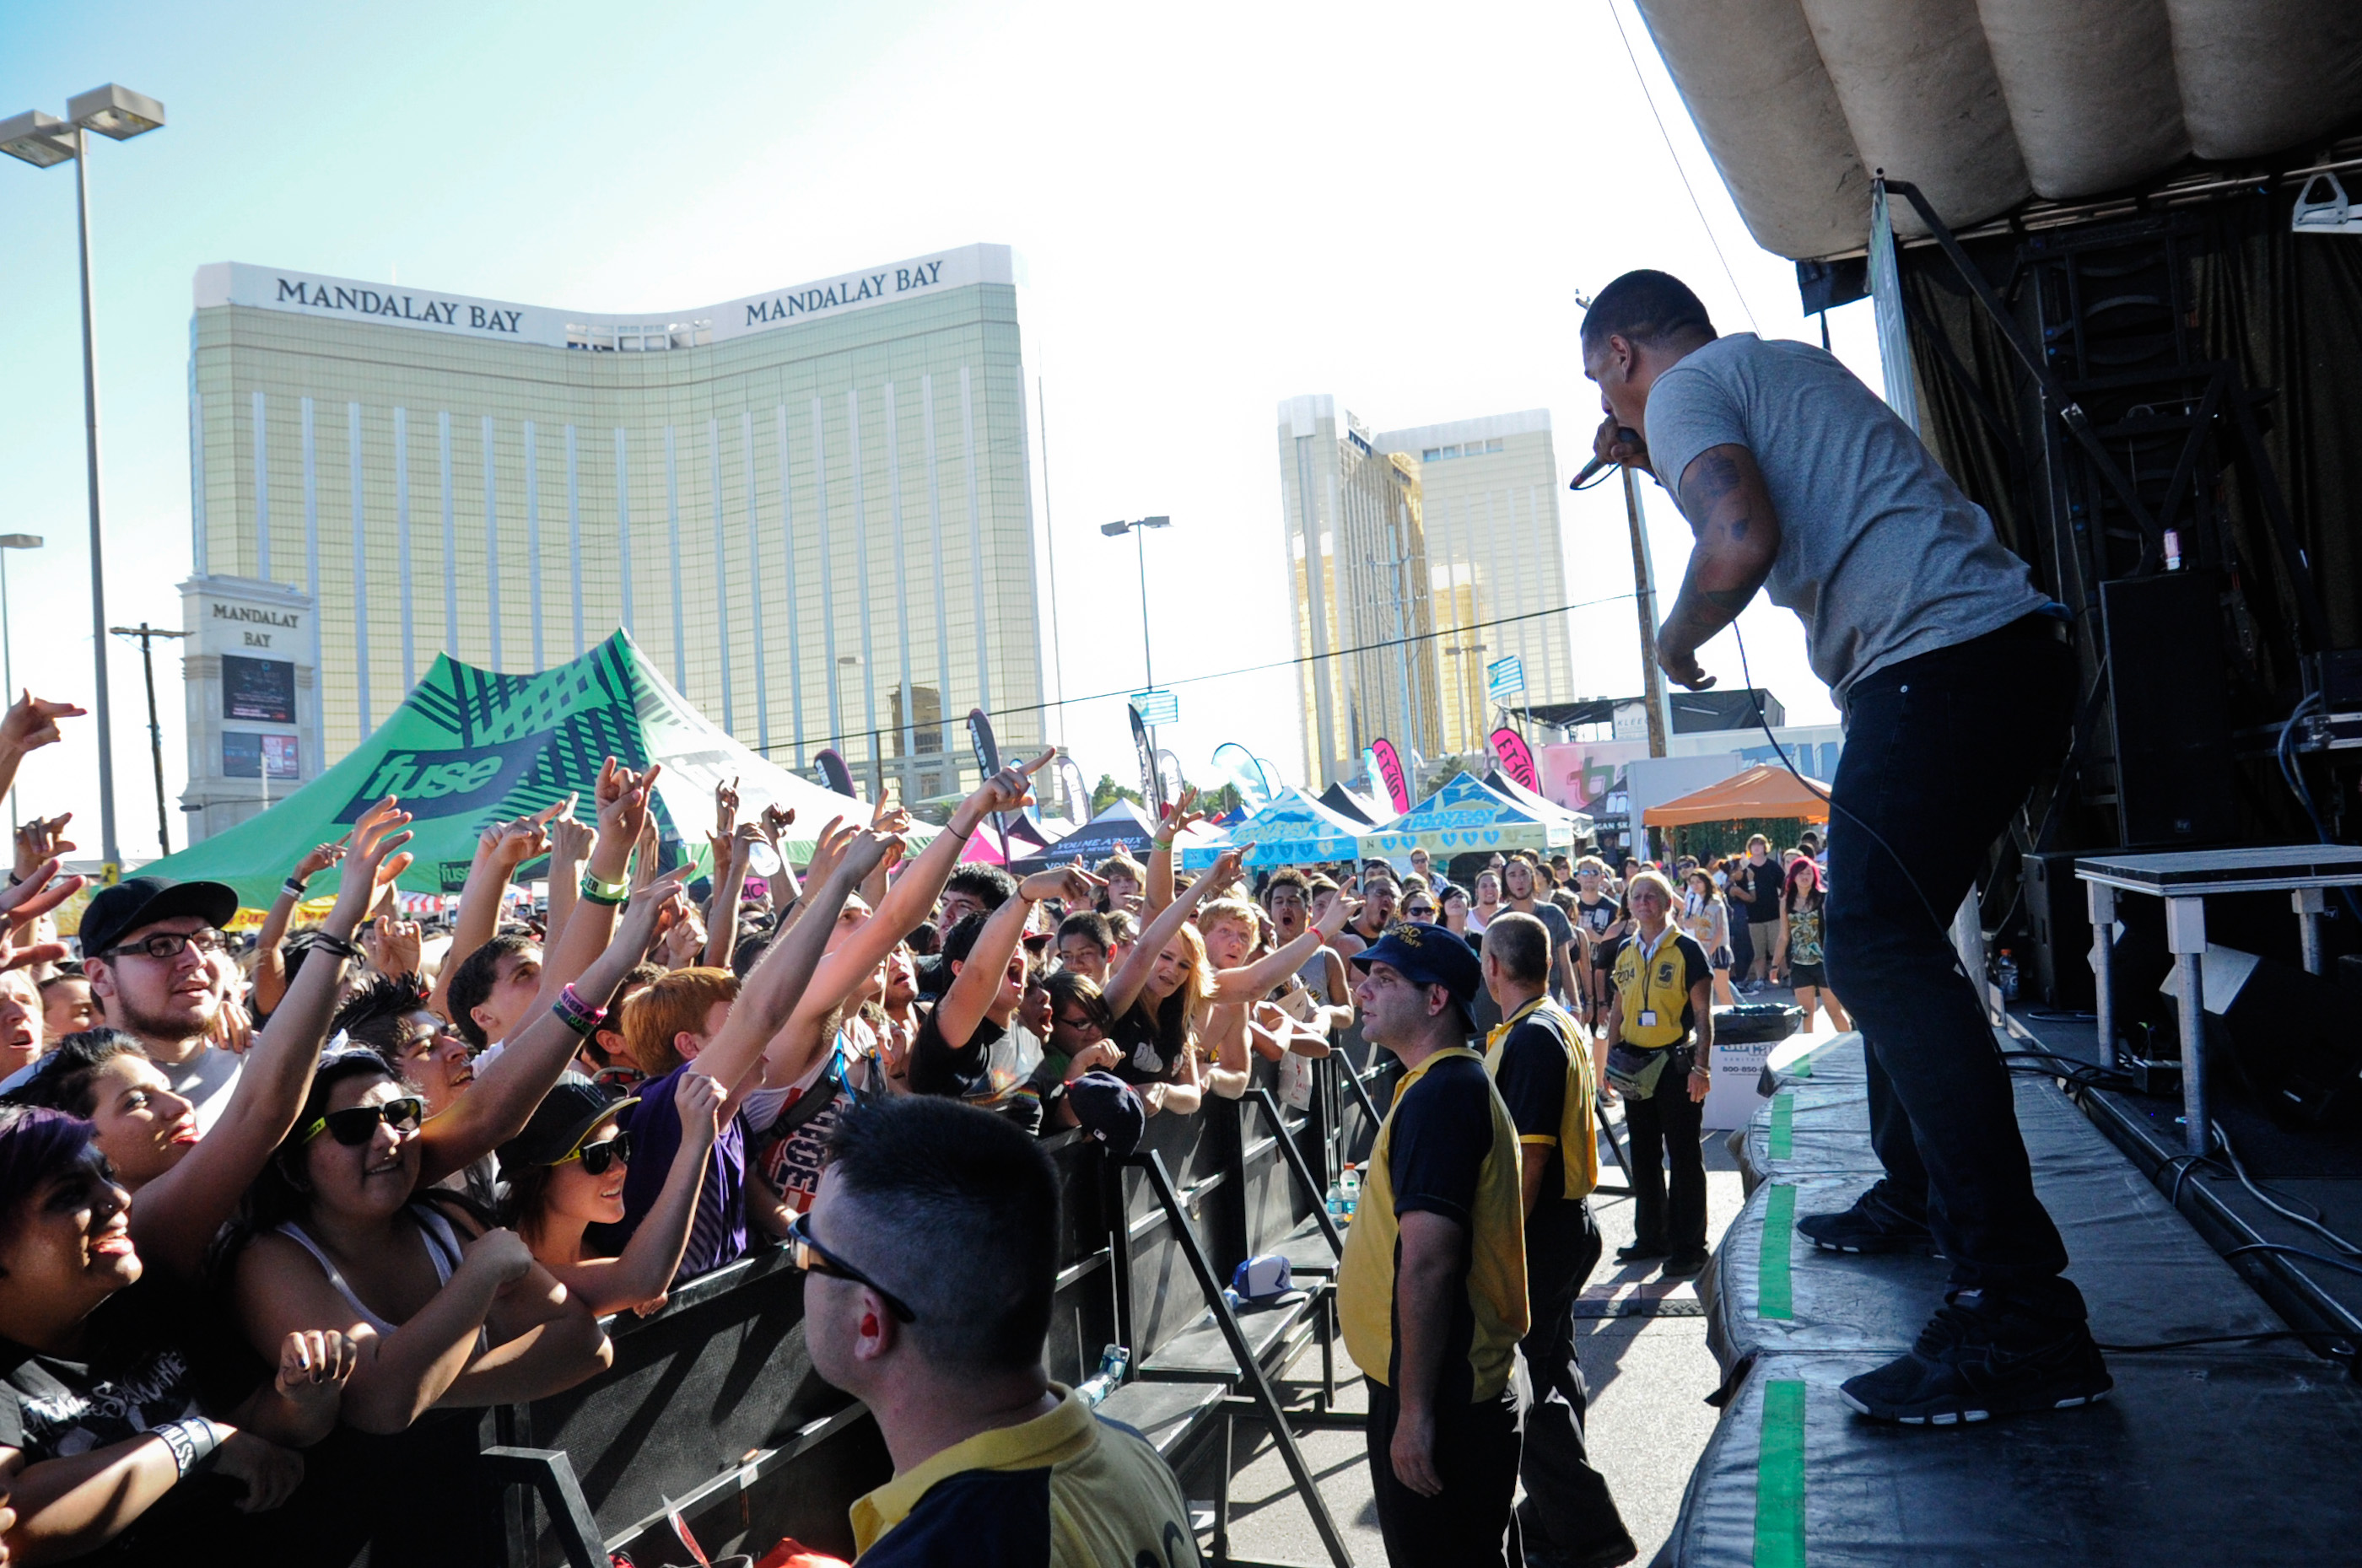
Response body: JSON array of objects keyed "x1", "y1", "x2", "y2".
[
  {"x1": 1064, "y1": 1070, "x2": 1145, "y2": 1160},
  {"x1": 1349, "y1": 922, "x2": 1483, "y2": 1011},
  {"x1": 79, "y1": 876, "x2": 240, "y2": 962},
  {"x1": 498, "y1": 1075, "x2": 637, "y2": 1179}
]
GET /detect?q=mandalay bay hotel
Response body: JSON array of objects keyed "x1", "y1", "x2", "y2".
[{"x1": 184, "y1": 245, "x2": 1044, "y2": 834}]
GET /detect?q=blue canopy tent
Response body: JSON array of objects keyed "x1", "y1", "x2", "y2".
[
  {"x1": 1179, "y1": 786, "x2": 1369, "y2": 870},
  {"x1": 1356, "y1": 771, "x2": 1580, "y2": 859}
]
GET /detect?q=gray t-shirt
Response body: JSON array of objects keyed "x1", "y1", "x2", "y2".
[{"x1": 1644, "y1": 333, "x2": 2044, "y2": 708}]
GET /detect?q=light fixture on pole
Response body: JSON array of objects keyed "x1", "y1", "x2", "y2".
[
  {"x1": 1098, "y1": 515, "x2": 1171, "y2": 695},
  {"x1": 0, "y1": 535, "x2": 41, "y2": 832},
  {"x1": 2, "y1": 83, "x2": 168, "y2": 878}
]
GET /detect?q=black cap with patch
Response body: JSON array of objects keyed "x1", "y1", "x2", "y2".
[{"x1": 79, "y1": 876, "x2": 240, "y2": 962}]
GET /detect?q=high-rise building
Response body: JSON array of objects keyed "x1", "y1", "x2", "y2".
[
  {"x1": 1276, "y1": 400, "x2": 1570, "y2": 785},
  {"x1": 1375, "y1": 411, "x2": 1572, "y2": 756},
  {"x1": 184, "y1": 245, "x2": 1042, "y2": 838},
  {"x1": 1275, "y1": 396, "x2": 1443, "y2": 787}
]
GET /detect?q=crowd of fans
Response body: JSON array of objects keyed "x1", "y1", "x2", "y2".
[{"x1": 0, "y1": 680, "x2": 1848, "y2": 1564}]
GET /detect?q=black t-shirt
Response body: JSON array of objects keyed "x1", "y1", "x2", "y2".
[
  {"x1": 1732, "y1": 860, "x2": 1775, "y2": 922},
  {"x1": 1491, "y1": 1011, "x2": 1575, "y2": 1204},
  {"x1": 1106, "y1": 1008, "x2": 1187, "y2": 1088},
  {"x1": 1384, "y1": 1053, "x2": 1497, "y2": 1402},
  {"x1": 910, "y1": 1005, "x2": 1052, "y2": 1134},
  {"x1": 0, "y1": 1280, "x2": 210, "y2": 1461},
  {"x1": 1574, "y1": 893, "x2": 1621, "y2": 946}
]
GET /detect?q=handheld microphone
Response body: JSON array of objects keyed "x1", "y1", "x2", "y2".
[{"x1": 1569, "y1": 427, "x2": 1643, "y2": 490}]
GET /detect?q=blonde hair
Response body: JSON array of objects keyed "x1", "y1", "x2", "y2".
[
  {"x1": 1624, "y1": 869, "x2": 1679, "y2": 914},
  {"x1": 1195, "y1": 898, "x2": 1260, "y2": 940},
  {"x1": 1096, "y1": 852, "x2": 1145, "y2": 883}
]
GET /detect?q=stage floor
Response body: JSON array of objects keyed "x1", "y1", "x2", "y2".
[{"x1": 1658, "y1": 1033, "x2": 2362, "y2": 1568}]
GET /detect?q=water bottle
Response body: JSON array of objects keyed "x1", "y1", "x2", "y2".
[
  {"x1": 1076, "y1": 1344, "x2": 1129, "y2": 1408},
  {"x1": 1998, "y1": 949, "x2": 2020, "y2": 1004},
  {"x1": 1340, "y1": 1164, "x2": 1361, "y2": 1218}
]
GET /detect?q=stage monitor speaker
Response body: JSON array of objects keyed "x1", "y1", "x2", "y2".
[
  {"x1": 2176, "y1": 944, "x2": 2362, "y2": 1124},
  {"x1": 2019, "y1": 849, "x2": 2094, "y2": 1010},
  {"x1": 2101, "y1": 573, "x2": 2237, "y2": 848}
]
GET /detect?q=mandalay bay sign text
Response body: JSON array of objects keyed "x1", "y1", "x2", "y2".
[{"x1": 191, "y1": 245, "x2": 1013, "y2": 351}]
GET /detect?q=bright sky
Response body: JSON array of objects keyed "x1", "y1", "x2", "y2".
[{"x1": 2, "y1": 0, "x2": 1887, "y2": 856}]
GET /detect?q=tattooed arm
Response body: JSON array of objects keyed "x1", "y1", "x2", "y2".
[{"x1": 1656, "y1": 443, "x2": 1783, "y2": 690}]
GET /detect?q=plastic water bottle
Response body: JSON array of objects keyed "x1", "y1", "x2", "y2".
[
  {"x1": 1340, "y1": 1164, "x2": 1361, "y2": 1218},
  {"x1": 1998, "y1": 949, "x2": 2020, "y2": 1004},
  {"x1": 1076, "y1": 1344, "x2": 1129, "y2": 1408}
]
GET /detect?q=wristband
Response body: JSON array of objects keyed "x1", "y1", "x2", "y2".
[
  {"x1": 154, "y1": 1416, "x2": 228, "y2": 1478},
  {"x1": 283, "y1": 877, "x2": 310, "y2": 901},
  {"x1": 579, "y1": 870, "x2": 628, "y2": 906},
  {"x1": 553, "y1": 983, "x2": 607, "y2": 1036},
  {"x1": 310, "y1": 932, "x2": 362, "y2": 963}
]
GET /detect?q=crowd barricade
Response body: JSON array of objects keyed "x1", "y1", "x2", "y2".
[{"x1": 483, "y1": 1048, "x2": 1398, "y2": 1568}]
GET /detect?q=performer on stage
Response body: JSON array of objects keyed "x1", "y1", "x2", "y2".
[{"x1": 1581, "y1": 269, "x2": 2110, "y2": 1425}]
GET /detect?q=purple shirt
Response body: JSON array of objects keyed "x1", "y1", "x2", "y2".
[{"x1": 597, "y1": 1061, "x2": 747, "y2": 1282}]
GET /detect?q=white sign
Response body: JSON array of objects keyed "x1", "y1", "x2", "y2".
[
  {"x1": 192, "y1": 244, "x2": 1013, "y2": 350},
  {"x1": 1130, "y1": 689, "x2": 1180, "y2": 726},
  {"x1": 1486, "y1": 655, "x2": 1526, "y2": 703}
]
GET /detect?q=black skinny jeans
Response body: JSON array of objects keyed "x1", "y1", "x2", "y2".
[
  {"x1": 1825, "y1": 612, "x2": 2086, "y2": 1320},
  {"x1": 1623, "y1": 1048, "x2": 1707, "y2": 1255}
]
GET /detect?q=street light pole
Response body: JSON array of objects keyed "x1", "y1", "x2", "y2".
[
  {"x1": 1099, "y1": 515, "x2": 1171, "y2": 695},
  {"x1": 111, "y1": 623, "x2": 187, "y2": 856},
  {"x1": 3, "y1": 85, "x2": 167, "y2": 877},
  {"x1": 0, "y1": 536, "x2": 39, "y2": 831}
]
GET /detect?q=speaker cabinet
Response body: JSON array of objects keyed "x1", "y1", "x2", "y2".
[
  {"x1": 2184, "y1": 945, "x2": 2362, "y2": 1125},
  {"x1": 2101, "y1": 572, "x2": 2237, "y2": 848},
  {"x1": 2020, "y1": 849, "x2": 2094, "y2": 1010}
]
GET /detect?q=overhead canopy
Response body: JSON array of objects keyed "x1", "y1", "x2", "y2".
[
  {"x1": 1316, "y1": 781, "x2": 1389, "y2": 826},
  {"x1": 1007, "y1": 799, "x2": 1159, "y2": 876},
  {"x1": 1480, "y1": 769, "x2": 1595, "y2": 843},
  {"x1": 1180, "y1": 787, "x2": 1367, "y2": 870},
  {"x1": 143, "y1": 630, "x2": 916, "y2": 910},
  {"x1": 1642, "y1": 763, "x2": 1831, "y2": 827},
  {"x1": 1634, "y1": 0, "x2": 2362, "y2": 258},
  {"x1": 1357, "y1": 773, "x2": 1576, "y2": 859}
]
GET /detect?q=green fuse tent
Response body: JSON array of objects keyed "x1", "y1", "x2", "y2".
[{"x1": 146, "y1": 630, "x2": 918, "y2": 911}]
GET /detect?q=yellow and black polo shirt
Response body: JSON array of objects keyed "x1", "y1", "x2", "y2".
[
  {"x1": 1610, "y1": 929, "x2": 1712, "y2": 1048},
  {"x1": 849, "y1": 1384, "x2": 1198, "y2": 1566},
  {"x1": 1485, "y1": 995, "x2": 1598, "y2": 1203},
  {"x1": 1338, "y1": 1047, "x2": 1530, "y2": 1404}
]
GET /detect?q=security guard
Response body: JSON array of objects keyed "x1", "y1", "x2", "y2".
[
  {"x1": 1481, "y1": 912, "x2": 1637, "y2": 1568},
  {"x1": 1604, "y1": 870, "x2": 1715, "y2": 1274},
  {"x1": 1338, "y1": 923, "x2": 1529, "y2": 1568}
]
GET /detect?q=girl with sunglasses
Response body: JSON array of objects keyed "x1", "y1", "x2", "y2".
[{"x1": 499, "y1": 1070, "x2": 723, "y2": 1317}]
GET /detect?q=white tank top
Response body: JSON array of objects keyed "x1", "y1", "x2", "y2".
[{"x1": 277, "y1": 1205, "x2": 472, "y2": 1341}]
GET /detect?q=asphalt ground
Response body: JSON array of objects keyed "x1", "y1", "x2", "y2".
[{"x1": 1184, "y1": 998, "x2": 1851, "y2": 1567}]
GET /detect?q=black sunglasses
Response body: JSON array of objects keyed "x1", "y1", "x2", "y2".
[
  {"x1": 789, "y1": 1211, "x2": 916, "y2": 1322},
  {"x1": 561, "y1": 1129, "x2": 634, "y2": 1176},
  {"x1": 301, "y1": 1096, "x2": 425, "y2": 1147}
]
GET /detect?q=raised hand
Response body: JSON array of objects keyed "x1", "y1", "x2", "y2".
[
  {"x1": 964, "y1": 748, "x2": 1054, "y2": 823},
  {"x1": 293, "y1": 840, "x2": 348, "y2": 882},
  {"x1": 673, "y1": 1067, "x2": 725, "y2": 1150},
  {"x1": 758, "y1": 803, "x2": 795, "y2": 850},
  {"x1": 461, "y1": 1226, "x2": 537, "y2": 1290},
  {"x1": 797, "y1": 816, "x2": 851, "y2": 888},
  {"x1": 715, "y1": 776, "x2": 741, "y2": 838},
  {"x1": 596, "y1": 759, "x2": 663, "y2": 849},
  {"x1": 838, "y1": 826, "x2": 905, "y2": 886},
  {"x1": 13, "y1": 813, "x2": 74, "y2": 883},
  {"x1": 365, "y1": 914, "x2": 423, "y2": 979},
  {"x1": 1160, "y1": 784, "x2": 1209, "y2": 838},
  {"x1": 617, "y1": 869, "x2": 693, "y2": 957},
  {"x1": 1021, "y1": 863, "x2": 1103, "y2": 908},
  {"x1": 332, "y1": 799, "x2": 415, "y2": 926},
  {"x1": 658, "y1": 905, "x2": 708, "y2": 967},
  {"x1": 0, "y1": 692, "x2": 85, "y2": 757},
  {"x1": 1204, "y1": 847, "x2": 1246, "y2": 895},
  {"x1": 0, "y1": 856, "x2": 84, "y2": 935},
  {"x1": 548, "y1": 808, "x2": 596, "y2": 870}
]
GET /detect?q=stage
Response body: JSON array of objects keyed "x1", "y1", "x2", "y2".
[{"x1": 1655, "y1": 1031, "x2": 2362, "y2": 1567}]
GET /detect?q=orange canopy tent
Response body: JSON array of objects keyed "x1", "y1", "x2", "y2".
[{"x1": 1642, "y1": 763, "x2": 1831, "y2": 827}]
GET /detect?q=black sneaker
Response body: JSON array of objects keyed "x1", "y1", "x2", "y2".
[
  {"x1": 1838, "y1": 1291, "x2": 2112, "y2": 1425},
  {"x1": 1660, "y1": 1249, "x2": 1710, "y2": 1278},
  {"x1": 1615, "y1": 1241, "x2": 1669, "y2": 1264},
  {"x1": 1795, "y1": 1181, "x2": 1934, "y2": 1254}
]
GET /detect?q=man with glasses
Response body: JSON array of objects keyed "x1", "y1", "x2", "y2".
[
  {"x1": 74, "y1": 876, "x2": 245, "y2": 1129},
  {"x1": 803, "y1": 1096, "x2": 1196, "y2": 1565}
]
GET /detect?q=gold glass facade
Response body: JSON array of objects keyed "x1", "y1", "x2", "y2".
[{"x1": 187, "y1": 245, "x2": 1042, "y2": 811}]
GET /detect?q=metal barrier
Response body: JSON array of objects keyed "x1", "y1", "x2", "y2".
[{"x1": 487, "y1": 1051, "x2": 1393, "y2": 1567}]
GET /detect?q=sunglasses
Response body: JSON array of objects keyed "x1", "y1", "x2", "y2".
[
  {"x1": 301, "y1": 1096, "x2": 425, "y2": 1147},
  {"x1": 789, "y1": 1210, "x2": 917, "y2": 1322},
  {"x1": 559, "y1": 1129, "x2": 633, "y2": 1176}
]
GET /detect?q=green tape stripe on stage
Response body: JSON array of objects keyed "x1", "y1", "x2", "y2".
[
  {"x1": 1791, "y1": 1053, "x2": 1812, "y2": 1080},
  {"x1": 1768, "y1": 1092, "x2": 1794, "y2": 1157},
  {"x1": 1760, "y1": 1184, "x2": 1795, "y2": 1320},
  {"x1": 1755, "y1": 1379, "x2": 1807, "y2": 1568}
]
